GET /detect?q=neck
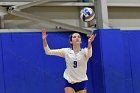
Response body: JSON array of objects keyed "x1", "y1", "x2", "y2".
[{"x1": 73, "y1": 45, "x2": 81, "y2": 53}]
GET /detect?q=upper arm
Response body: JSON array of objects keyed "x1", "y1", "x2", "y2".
[
  {"x1": 84, "y1": 47, "x2": 92, "y2": 59},
  {"x1": 44, "y1": 46, "x2": 66, "y2": 57}
]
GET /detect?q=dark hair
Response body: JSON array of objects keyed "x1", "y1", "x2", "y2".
[
  {"x1": 69, "y1": 32, "x2": 82, "y2": 49},
  {"x1": 69, "y1": 33, "x2": 73, "y2": 49}
]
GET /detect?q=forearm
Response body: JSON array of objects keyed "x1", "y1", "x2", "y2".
[
  {"x1": 88, "y1": 42, "x2": 92, "y2": 49},
  {"x1": 42, "y1": 38, "x2": 51, "y2": 55},
  {"x1": 43, "y1": 38, "x2": 47, "y2": 48},
  {"x1": 43, "y1": 38, "x2": 50, "y2": 54},
  {"x1": 88, "y1": 46, "x2": 92, "y2": 57},
  {"x1": 87, "y1": 42, "x2": 92, "y2": 58}
]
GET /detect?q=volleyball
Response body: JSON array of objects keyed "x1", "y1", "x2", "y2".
[{"x1": 80, "y1": 7, "x2": 95, "y2": 22}]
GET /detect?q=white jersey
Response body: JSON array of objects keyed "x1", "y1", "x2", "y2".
[{"x1": 44, "y1": 45, "x2": 92, "y2": 84}]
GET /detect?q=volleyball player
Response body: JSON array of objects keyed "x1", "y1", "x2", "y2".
[{"x1": 42, "y1": 28, "x2": 96, "y2": 93}]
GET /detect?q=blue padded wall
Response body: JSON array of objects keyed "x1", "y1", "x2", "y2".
[
  {"x1": 0, "y1": 34, "x2": 5, "y2": 93},
  {"x1": 128, "y1": 31, "x2": 140, "y2": 93},
  {"x1": 99, "y1": 29, "x2": 133, "y2": 93},
  {"x1": 91, "y1": 30, "x2": 105, "y2": 93},
  {"x1": 1, "y1": 33, "x2": 46, "y2": 93},
  {"x1": 122, "y1": 31, "x2": 134, "y2": 93}
]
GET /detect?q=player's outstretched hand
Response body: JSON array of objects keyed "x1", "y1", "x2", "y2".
[
  {"x1": 42, "y1": 27, "x2": 47, "y2": 39},
  {"x1": 88, "y1": 34, "x2": 96, "y2": 43}
]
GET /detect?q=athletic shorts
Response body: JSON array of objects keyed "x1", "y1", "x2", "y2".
[{"x1": 64, "y1": 79, "x2": 87, "y2": 92}]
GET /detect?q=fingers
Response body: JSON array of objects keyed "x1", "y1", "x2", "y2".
[
  {"x1": 42, "y1": 27, "x2": 47, "y2": 34},
  {"x1": 88, "y1": 34, "x2": 96, "y2": 43},
  {"x1": 42, "y1": 27, "x2": 47, "y2": 39},
  {"x1": 91, "y1": 34, "x2": 96, "y2": 38},
  {"x1": 42, "y1": 27, "x2": 46, "y2": 33},
  {"x1": 90, "y1": 34, "x2": 96, "y2": 40}
]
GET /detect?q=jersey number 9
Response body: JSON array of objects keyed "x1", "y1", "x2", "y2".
[{"x1": 73, "y1": 61, "x2": 77, "y2": 68}]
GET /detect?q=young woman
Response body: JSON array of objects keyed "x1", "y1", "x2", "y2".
[{"x1": 42, "y1": 28, "x2": 96, "y2": 93}]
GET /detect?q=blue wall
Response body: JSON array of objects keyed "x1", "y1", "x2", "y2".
[
  {"x1": 0, "y1": 34, "x2": 5, "y2": 93},
  {"x1": 127, "y1": 31, "x2": 140, "y2": 93},
  {"x1": 98, "y1": 29, "x2": 140, "y2": 93},
  {"x1": 0, "y1": 29, "x2": 140, "y2": 93}
]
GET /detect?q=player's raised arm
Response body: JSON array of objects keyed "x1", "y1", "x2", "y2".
[
  {"x1": 42, "y1": 27, "x2": 48, "y2": 48},
  {"x1": 87, "y1": 34, "x2": 96, "y2": 57},
  {"x1": 88, "y1": 34, "x2": 96, "y2": 49},
  {"x1": 42, "y1": 28, "x2": 65, "y2": 57}
]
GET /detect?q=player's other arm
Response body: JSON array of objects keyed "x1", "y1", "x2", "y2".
[{"x1": 87, "y1": 34, "x2": 96, "y2": 57}]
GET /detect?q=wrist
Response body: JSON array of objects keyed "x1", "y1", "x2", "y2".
[
  {"x1": 42, "y1": 37, "x2": 46, "y2": 40},
  {"x1": 88, "y1": 43, "x2": 91, "y2": 49}
]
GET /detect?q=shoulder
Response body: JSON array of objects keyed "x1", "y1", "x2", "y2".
[
  {"x1": 80, "y1": 48, "x2": 88, "y2": 55},
  {"x1": 81, "y1": 47, "x2": 88, "y2": 52}
]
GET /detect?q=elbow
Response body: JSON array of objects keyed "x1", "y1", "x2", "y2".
[
  {"x1": 44, "y1": 48, "x2": 50, "y2": 55},
  {"x1": 88, "y1": 53, "x2": 92, "y2": 58},
  {"x1": 44, "y1": 50, "x2": 52, "y2": 55},
  {"x1": 44, "y1": 46, "x2": 52, "y2": 55},
  {"x1": 45, "y1": 51, "x2": 49, "y2": 55}
]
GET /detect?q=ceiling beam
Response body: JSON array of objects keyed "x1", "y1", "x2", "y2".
[{"x1": 8, "y1": 9, "x2": 92, "y2": 34}]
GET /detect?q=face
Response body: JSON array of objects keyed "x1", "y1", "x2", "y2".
[{"x1": 70, "y1": 33, "x2": 82, "y2": 45}]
